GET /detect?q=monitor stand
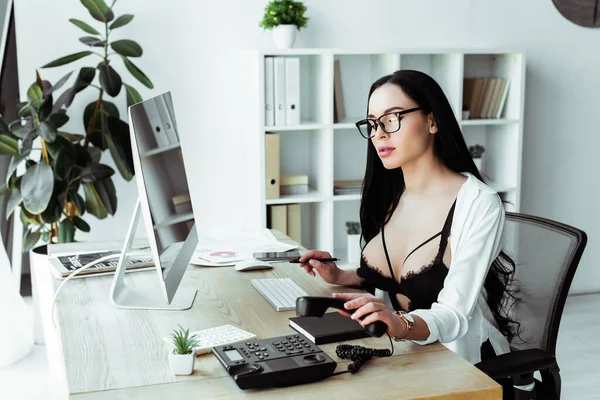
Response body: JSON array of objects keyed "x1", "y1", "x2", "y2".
[{"x1": 109, "y1": 200, "x2": 197, "y2": 310}]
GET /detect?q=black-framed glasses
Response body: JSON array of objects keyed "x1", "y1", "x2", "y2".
[{"x1": 355, "y1": 107, "x2": 422, "y2": 139}]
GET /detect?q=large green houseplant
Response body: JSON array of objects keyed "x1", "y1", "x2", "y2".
[{"x1": 0, "y1": 0, "x2": 153, "y2": 252}]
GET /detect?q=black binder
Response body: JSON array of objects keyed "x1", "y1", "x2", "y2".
[{"x1": 288, "y1": 311, "x2": 369, "y2": 344}]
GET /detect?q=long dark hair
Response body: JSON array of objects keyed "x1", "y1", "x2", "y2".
[{"x1": 359, "y1": 70, "x2": 519, "y2": 341}]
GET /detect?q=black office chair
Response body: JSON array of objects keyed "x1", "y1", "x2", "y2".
[{"x1": 475, "y1": 212, "x2": 587, "y2": 400}]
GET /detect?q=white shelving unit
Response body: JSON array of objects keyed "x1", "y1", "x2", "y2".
[{"x1": 253, "y1": 49, "x2": 525, "y2": 262}]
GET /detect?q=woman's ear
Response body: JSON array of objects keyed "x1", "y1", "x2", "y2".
[{"x1": 428, "y1": 113, "x2": 438, "y2": 134}]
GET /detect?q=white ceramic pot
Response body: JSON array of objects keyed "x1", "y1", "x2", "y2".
[
  {"x1": 346, "y1": 234, "x2": 361, "y2": 265},
  {"x1": 168, "y1": 350, "x2": 196, "y2": 375},
  {"x1": 272, "y1": 24, "x2": 297, "y2": 49}
]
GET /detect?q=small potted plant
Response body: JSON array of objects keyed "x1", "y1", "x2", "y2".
[
  {"x1": 469, "y1": 144, "x2": 486, "y2": 171},
  {"x1": 345, "y1": 221, "x2": 361, "y2": 266},
  {"x1": 259, "y1": 0, "x2": 309, "y2": 49},
  {"x1": 167, "y1": 325, "x2": 199, "y2": 376}
]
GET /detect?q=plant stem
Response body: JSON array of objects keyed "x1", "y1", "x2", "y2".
[{"x1": 40, "y1": 140, "x2": 49, "y2": 163}]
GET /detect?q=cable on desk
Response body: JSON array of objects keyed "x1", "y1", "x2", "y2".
[
  {"x1": 332, "y1": 333, "x2": 394, "y2": 376},
  {"x1": 50, "y1": 251, "x2": 150, "y2": 328}
]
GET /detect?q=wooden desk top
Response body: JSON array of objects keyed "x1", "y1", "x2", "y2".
[{"x1": 37, "y1": 232, "x2": 501, "y2": 399}]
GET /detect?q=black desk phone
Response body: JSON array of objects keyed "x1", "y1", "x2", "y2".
[{"x1": 212, "y1": 333, "x2": 337, "y2": 390}]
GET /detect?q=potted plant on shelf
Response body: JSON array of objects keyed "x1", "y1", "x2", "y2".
[
  {"x1": 0, "y1": 0, "x2": 153, "y2": 253},
  {"x1": 345, "y1": 221, "x2": 361, "y2": 266},
  {"x1": 259, "y1": 0, "x2": 309, "y2": 49},
  {"x1": 167, "y1": 325, "x2": 200, "y2": 376},
  {"x1": 469, "y1": 144, "x2": 485, "y2": 171}
]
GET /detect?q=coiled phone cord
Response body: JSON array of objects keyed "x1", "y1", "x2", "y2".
[{"x1": 332, "y1": 333, "x2": 394, "y2": 375}]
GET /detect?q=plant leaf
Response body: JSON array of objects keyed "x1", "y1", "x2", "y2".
[
  {"x1": 41, "y1": 197, "x2": 62, "y2": 224},
  {"x1": 79, "y1": 36, "x2": 104, "y2": 47},
  {"x1": 0, "y1": 135, "x2": 19, "y2": 154},
  {"x1": 27, "y1": 83, "x2": 43, "y2": 101},
  {"x1": 0, "y1": 184, "x2": 6, "y2": 196},
  {"x1": 58, "y1": 219, "x2": 75, "y2": 243},
  {"x1": 6, "y1": 189, "x2": 21, "y2": 219},
  {"x1": 21, "y1": 163, "x2": 54, "y2": 214},
  {"x1": 106, "y1": 116, "x2": 134, "y2": 181},
  {"x1": 7, "y1": 150, "x2": 31, "y2": 182},
  {"x1": 121, "y1": 57, "x2": 153, "y2": 89},
  {"x1": 83, "y1": 182, "x2": 108, "y2": 219},
  {"x1": 42, "y1": 51, "x2": 93, "y2": 68},
  {"x1": 73, "y1": 67, "x2": 96, "y2": 93},
  {"x1": 23, "y1": 228, "x2": 42, "y2": 253},
  {"x1": 44, "y1": 71, "x2": 74, "y2": 96},
  {"x1": 20, "y1": 207, "x2": 38, "y2": 226},
  {"x1": 72, "y1": 216, "x2": 90, "y2": 232},
  {"x1": 123, "y1": 83, "x2": 142, "y2": 108},
  {"x1": 37, "y1": 121, "x2": 57, "y2": 143},
  {"x1": 80, "y1": 0, "x2": 113, "y2": 22},
  {"x1": 69, "y1": 18, "x2": 100, "y2": 35},
  {"x1": 54, "y1": 149, "x2": 77, "y2": 179},
  {"x1": 80, "y1": 163, "x2": 115, "y2": 183},
  {"x1": 52, "y1": 88, "x2": 76, "y2": 112},
  {"x1": 45, "y1": 135, "x2": 70, "y2": 159},
  {"x1": 110, "y1": 40, "x2": 142, "y2": 58},
  {"x1": 48, "y1": 112, "x2": 70, "y2": 129},
  {"x1": 109, "y1": 14, "x2": 133, "y2": 30},
  {"x1": 73, "y1": 193, "x2": 86, "y2": 216},
  {"x1": 93, "y1": 178, "x2": 117, "y2": 215},
  {"x1": 88, "y1": 146, "x2": 101, "y2": 163},
  {"x1": 99, "y1": 64, "x2": 122, "y2": 97}
]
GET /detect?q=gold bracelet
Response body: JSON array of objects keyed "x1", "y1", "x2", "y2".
[{"x1": 393, "y1": 310, "x2": 414, "y2": 342}]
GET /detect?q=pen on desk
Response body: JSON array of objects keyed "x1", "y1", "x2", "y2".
[{"x1": 289, "y1": 258, "x2": 339, "y2": 263}]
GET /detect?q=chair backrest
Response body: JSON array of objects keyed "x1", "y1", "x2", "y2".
[{"x1": 501, "y1": 212, "x2": 587, "y2": 356}]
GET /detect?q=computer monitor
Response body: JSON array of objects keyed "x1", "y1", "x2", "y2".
[{"x1": 109, "y1": 91, "x2": 198, "y2": 310}]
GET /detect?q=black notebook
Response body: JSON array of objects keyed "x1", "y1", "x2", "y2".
[{"x1": 288, "y1": 311, "x2": 369, "y2": 344}]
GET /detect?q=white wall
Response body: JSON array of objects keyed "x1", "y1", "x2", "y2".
[{"x1": 13, "y1": 0, "x2": 599, "y2": 293}]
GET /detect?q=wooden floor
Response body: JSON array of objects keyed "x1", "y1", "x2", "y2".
[{"x1": 1, "y1": 293, "x2": 599, "y2": 399}]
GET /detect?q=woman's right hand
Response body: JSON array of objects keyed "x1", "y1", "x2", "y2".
[{"x1": 297, "y1": 250, "x2": 342, "y2": 285}]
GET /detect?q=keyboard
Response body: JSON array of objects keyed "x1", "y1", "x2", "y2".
[
  {"x1": 251, "y1": 278, "x2": 309, "y2": 311},
  {"x1": 163, "y1": 324, "x2": 256, "y2": 355}
]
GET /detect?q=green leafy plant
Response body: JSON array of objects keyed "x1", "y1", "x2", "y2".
[
  {"x1": 345, "y1": 221, "x2": 360, "y2": 235},
  {"x1": 469, "y1": 144, "x2": 485, "y2": 159},
  {"x1": 169, "y1": 325, "x2": 199, "y2": 355},
  {"x1": 0, "y1": 0, "x2": 153, "y2": 252},
  {"x1": 259, "y1": 0, "x2": 309, "y2": 30}
]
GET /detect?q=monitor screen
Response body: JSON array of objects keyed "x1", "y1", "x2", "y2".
[{"x1": 128, "y1": 92, "x2": 195, "y2": 281}]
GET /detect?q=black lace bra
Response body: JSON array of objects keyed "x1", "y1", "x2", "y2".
[{"x1": 357, "y1": 200, "x2": 456, "y2": 312}]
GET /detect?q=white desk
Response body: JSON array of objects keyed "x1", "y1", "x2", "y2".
[{"x1": 31, "y1": 232, "x2": 501, "y2": 399}]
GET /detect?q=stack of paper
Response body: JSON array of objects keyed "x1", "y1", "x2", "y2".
[{"x1": 191, "y1": 228, "x2": 298, "y2": 267}]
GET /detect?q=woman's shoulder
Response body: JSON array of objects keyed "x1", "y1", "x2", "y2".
[{"x1": 459, "y1": 173, "x2": 504, "y2": 213}]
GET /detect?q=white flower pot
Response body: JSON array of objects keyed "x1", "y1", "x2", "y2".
[
  {"x1": 168, "y1": 350, "x2": 196, "y2": 375},
  {"x1": 347, "y1": 234, "x2": 361, "y2": 265},
  {"x1": 272, "y1": 24, "x2": 297, "y2": 49}
]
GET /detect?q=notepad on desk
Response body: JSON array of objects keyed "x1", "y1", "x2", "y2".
[{"x1": 288, "y1": 312, "x2": 370, "y2": 344}]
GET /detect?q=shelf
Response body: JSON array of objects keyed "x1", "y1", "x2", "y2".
[
  {"x1": 333, "y1": 117, "x2": 361, "y2": 130},
  {"x1": 333, "y1": 194, "x2": 361, "y2": 201},
  {"x1": 461, "y1": 119, "x2": 519, "y2": 126},
  {"x1": 153, "y1": 212, "x2": 194, "y2": 229},
  {"x1": 264, "y1": 121, "x2": 328, "y2": 131},
  {"x1": 266, "y1": 190, "x2": 326, "y2": 205},
  {"x1": 141, "y1": 143, "x2": 181, "y2": 158}
]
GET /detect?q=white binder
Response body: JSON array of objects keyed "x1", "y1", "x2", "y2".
[
  {"x1": 285, "y1": 57, "x2": 300, "y2": 126},
  {"x1": 273, "y1": 57, "x2": 286, "y2": 126},
  {"x1": 264, "y1": 57, "x2": 275, "y2": 126}
]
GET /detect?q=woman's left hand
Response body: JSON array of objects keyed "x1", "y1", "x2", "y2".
[{"x1": 333, "y1": 293, "x2": 407, "y2": 338}]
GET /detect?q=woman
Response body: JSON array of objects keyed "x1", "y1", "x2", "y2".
[{"x1": 298, "y1": 69, "x2": 517, "y2": 365}]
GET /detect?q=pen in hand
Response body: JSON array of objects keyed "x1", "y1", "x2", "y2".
[{"x1": 289, "y1": 258, "x2": 339, "y2": 263}]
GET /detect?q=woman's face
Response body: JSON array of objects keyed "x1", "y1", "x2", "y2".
[{"x1": 367, "y1": 83, "x2": 437, "y2": 170}]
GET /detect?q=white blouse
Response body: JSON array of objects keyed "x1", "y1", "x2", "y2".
[{"x1": 377, "y1": 172, "x2": 511, "y2": 364}]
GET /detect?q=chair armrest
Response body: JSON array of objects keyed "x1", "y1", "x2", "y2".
[{"x1": 475, "y1": 349, "x2": 557, "y2": 379}]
